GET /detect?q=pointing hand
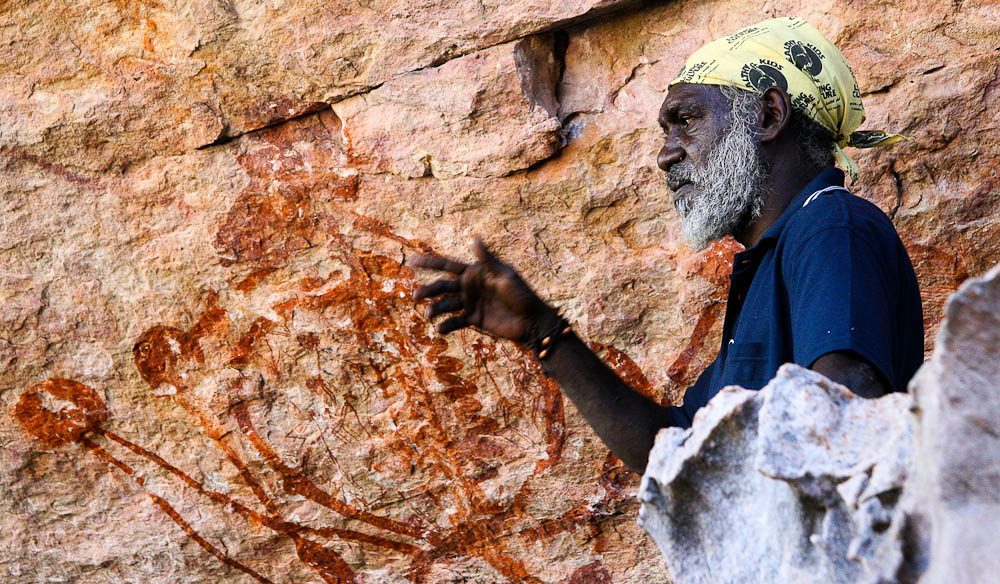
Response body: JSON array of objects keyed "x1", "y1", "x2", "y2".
[{"x1": 412, "y1": 238, "x2": 553, "y2": 342}]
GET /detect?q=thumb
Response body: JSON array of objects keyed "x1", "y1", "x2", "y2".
[{"x1": 472, "y1": 237, "x2": 501, "y2": 266}]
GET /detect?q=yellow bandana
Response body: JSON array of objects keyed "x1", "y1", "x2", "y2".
[{"x1": 670, "y1": 16, "x2": 909, "y2": 182}]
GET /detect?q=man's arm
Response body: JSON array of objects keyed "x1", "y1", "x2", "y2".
[
  {"x1": 811, "y1": 351, "x2": 888, "y2": 398},
  {"x1": 531, "y1": 310, "x2": 686, "y2": 473},
  {"x1": 412, "y1": 239, "x2": 683, "y2": 473}
]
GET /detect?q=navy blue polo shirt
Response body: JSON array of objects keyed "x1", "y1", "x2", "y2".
[{"x1": 664, "y1": 167, "x2": 923, "y2": 428}]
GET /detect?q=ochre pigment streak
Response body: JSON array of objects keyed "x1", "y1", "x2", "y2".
[
  {"x1": 225, "y1": 251, "x2": 556, "y2": 580},
  {"x1": 13, "y1": 378, "x2": 108, "y2": 447},
  {"x1": 255, "y1": 253, "x2": 610, "y2": 582},
  {"x1": 2, "y1": 148, "x2": 104, "y2": 189},
  {"x1": 337, "y1": 262, "x2": 571, "y2": 582},
  {"x1": 96, "y1": 426, "x2": 364, "y2": 584},
  {"x1": 666, "y1": 238, "x2": 742, "y2": 389},
  {"x1": 259, "y1": 258, "x2": 508, "y2": 517},
  {"x1": 14, "y1": 377, "x2": 410, "y2": 582},
  {"x1": 503, "y1": 343, "x2": 567, "y2": 475},
  {"x1": 349, "y1": 211, "x2": 434, "y2": 254},
  {"x1": 595, "y1": 343, "x2": 663, "y2": 404},
  {"x1": 129, "y1": 291, "x2": 434, "y2": 578},
  {"x1": 401, "y1": 461, "x2": 631, "y2": 584},
  {"x1": 101, "y1": 429, "x2": 420, "y2": 556},
  {"x1": 133, "y1": 321, "x2": 280, "y2": 515},
  {"x1": 130, "y1": 318, "x2": 380, "y2": 582},
  {"x1": 13, "y1": 379, "x2": 273, "y2": 584},
  {"x1": 231, "y1": 402, "x2": 434, "y2": 543},
  {"x1": 81, "y1": 438, "x2": 275, "y2": 584},
  {"x1": 665, "y1": 302, "x2": 724, "y2": 385},
  {"x1": 229, "y1": 316, "x2": 278, "y2": 366}
]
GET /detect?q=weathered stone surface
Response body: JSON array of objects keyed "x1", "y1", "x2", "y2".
[
  {"x1": 333, "y1": 36, "x2": 562, "y2": 179},
  {"x1": 901, "y1": 263, "x2": 1000, "y2": 582},
  {"x1": 638, "y1": 264, "x2": 1000, "y2": 583},
  {"x1": 1, "y1": 0, "x2": 997, "y2": 581},
  {"x1": 638, "y1": 365, "x2": 913, "y2": 583},
  {"x1": 0, "y1": 0, "x2": 635, "y2": 172}
]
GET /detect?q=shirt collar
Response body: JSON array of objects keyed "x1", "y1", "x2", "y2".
[{"x1": 747, "y1": 166, "x2": 846, "y2": 251}]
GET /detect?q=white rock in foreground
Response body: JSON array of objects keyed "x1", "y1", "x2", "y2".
[
  {"x1": 638, "y1": 365, "x2": 912, "y2": 584},
  {"x1": 901, "y1": 262, "x2": 1000, "y2": 583}
]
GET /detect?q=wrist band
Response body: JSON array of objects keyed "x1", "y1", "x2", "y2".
[{"x1": 524, "y1": 316, "x2": 572, "y2": 361}]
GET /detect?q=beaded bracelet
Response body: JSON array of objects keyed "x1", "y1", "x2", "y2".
[{"x1": 524, "y1": 316, "x2": 572, "y2": 361}]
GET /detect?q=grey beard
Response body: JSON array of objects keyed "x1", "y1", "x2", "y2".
[{"x1": 666, "y1": 107, "x2": 768, "y2": 251}]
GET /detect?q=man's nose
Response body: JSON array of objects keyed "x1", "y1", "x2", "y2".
[{"x1": 657, "y1": 142, "x2": 684, "y2": 172}]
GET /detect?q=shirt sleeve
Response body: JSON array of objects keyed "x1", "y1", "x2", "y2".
[
  {"x1": 671, "y1": 359, "x2": 718, "y2": 428},
  {"x1": 664, "y1": 404, "x2": 692, "y2": 429},
  {"x1": 781, "y1": 224, "x2": 898, "y2": 387}
]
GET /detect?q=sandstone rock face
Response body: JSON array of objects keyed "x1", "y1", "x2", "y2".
[
  {"x1": 639, "y1": 264, "x2": 1000, "y2": 584},
  {"x1": 1, "y1": 0, "x2": 997, "y2": 582},
  {"x1": 333, "y1": 36, "x2": 563, "y2": 179},
  {"x1": 0, "y1": 0, "x2": 635, "y2": 172}
]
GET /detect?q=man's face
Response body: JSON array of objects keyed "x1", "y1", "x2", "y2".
[{"x1": 657, "y1": 83, "x2": 768, "y2": 250}]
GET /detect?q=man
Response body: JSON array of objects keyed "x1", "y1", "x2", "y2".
[{"x1": 412, "y1": 17, "x2": 924, "y2": 473}]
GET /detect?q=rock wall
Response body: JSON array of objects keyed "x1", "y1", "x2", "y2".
[
  {"x1": 639, "y1": 263, "x2": 1000, "y2": 583},
  {"x1": 1, "y1": 0, "x2": 997, "y2": 582}
]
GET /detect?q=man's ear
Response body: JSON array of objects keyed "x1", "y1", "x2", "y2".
[{"x1": 758, "y1": 86, "x2": 792, "y2": 143}]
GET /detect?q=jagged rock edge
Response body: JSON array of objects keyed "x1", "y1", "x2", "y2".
[{"x1": 193, "y1": 2, "x2": 648, "y2": 155}]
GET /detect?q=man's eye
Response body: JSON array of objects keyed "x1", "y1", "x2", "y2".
[{"x1": 680, "y1": 116, "x2": 693, "y2": 127}]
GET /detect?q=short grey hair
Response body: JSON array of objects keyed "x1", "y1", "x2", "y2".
[{"x1": 720, "y1": 85, "x2": 837, "y2": 169}]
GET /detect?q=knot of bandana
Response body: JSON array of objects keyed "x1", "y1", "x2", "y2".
[{"x1": 670, "y1": 16, "x2": 910, "y2": 182}]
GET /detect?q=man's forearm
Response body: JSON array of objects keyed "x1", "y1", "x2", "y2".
[{"x1": 536, "y1": 327, "x2": 681, "y2": 474}]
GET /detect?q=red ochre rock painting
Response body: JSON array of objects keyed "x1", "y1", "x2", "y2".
[
  {"x1": 14, "y1": 377, "x2": 392, "y2": 583},
  {"x1": 663, "y1": 237, "x2": 743, "y2": 394},
  {"x1": 215, "y1": 110, "x2": 361, "y2": 270},
  {"x1": 11, "y1": 108, "x2": 665, "y2": 582},
  {"x1": 16, "y1": 228, "x2": 652, "y2": 581},
  {"x1": 15, "y1": 250, "x2": 646, "y2": 581},
  {"x1": 14, "y1": 378, "x2": 108, "y2": 448}
]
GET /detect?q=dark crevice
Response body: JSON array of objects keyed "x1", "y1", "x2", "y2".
[
  {"x1": 198, "y1": 122, "x2": 233, "y2": 149},
  {"x1": 553, "y1": 29, "x2": 570, "y2": 84},
  {"x1": 862, "y1": 80, "x2": 897, "y2": 97},
  {"x1": 514, "y1": 33, "x2": 562, "y2": 117},
  {"x1": 516, "y1": 147, "x2": 567, "y2": 176},
  {"x1": 888, "y1": 160, "x2": 904, "y2": 220},
  {"x1": 920, "y1": 64, "x2": 946, "y2": 76},
  {"x1": 608, "y1": 61, "x2": 646, "y2": 106},
  {"x1": 552, "y1": 29, "x2": 571, "y2": 110},
  {"x1": 196, "y1": 103, "x2": 334, "y2": 150}
]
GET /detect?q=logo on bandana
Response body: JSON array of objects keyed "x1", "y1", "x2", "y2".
[
  {"x1": 677, "y1": 61, "x2": 710, "y2": 83},
  {"x1": 724, "y1": 27, "x2": 766, "y2": 49},
  {"x1": 783, "y1": 40, "x2": 824, "y2": 76},
  {"x1": 741, "y1": 60, "x2": 788, "y2": 93}
]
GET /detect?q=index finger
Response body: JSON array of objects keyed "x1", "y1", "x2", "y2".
[{"x1": 410, "y1": 253, "x2": 468, "y2": 275}]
